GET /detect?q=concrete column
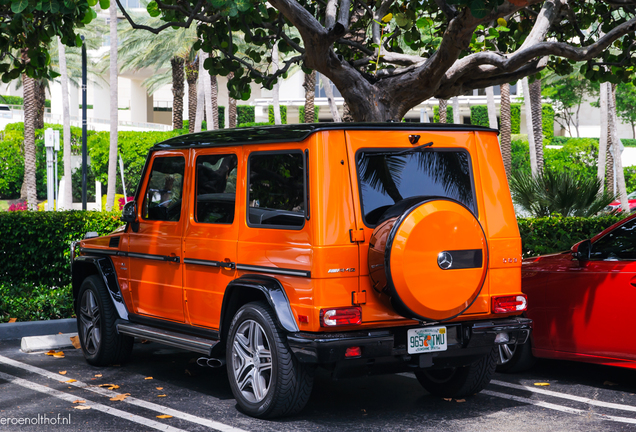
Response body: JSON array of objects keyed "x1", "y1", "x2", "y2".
[
  {"x1": 93, "y1": 81, "x2": 110, "y2": 121},
  {"x1": 147, "y1": 92, "x2": 154, "y2": 123},
  {"x1": 69, "y1": 84, "x2": 79, "y2": 119},
  {"x1": 130, "y1": 79, "x2": 148, "y2": 123},
  {"x1": 50, "y1": 81, "x2": 63, "y2": 119}
]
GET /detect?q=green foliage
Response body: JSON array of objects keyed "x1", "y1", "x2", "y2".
[
  {"x1": 622, "y1": 139, "x2": 636, "y2": 147},
  {"x1": 542, "y1": 104, "x2": 554, "y2": 143},
  {"x1": 268, "y1": 105, "x2": 287, "y2": 124},
  {"x1": 543, "y1": 138, "x2": 598, "y2": 182},
  {"x1": 237, "y1": 122, "x2": 272, "y2": 128},
  {"x1": 624, "y1": 166, "x2": 636, "y2": 193},
  {"x1": 237, "y1": 105, "x2": 255, "y2": 124},
  {"x1": 0, "y1": 283, "x2": 74, "y2": 323},
  {"x1": 518, "y1": 215, "x2": 623, "y2": 257},
  {"x1": 0, "y1": 210, "x2": 122, "y2": 286},
  {"x1": 433, "y1": 105, "x2": 454, "y2": 123},
  {"x1": 510, "y1": 169, "x2": 615, "y2": 217},
  {"x1": 511, "y1": 138, "x2": 530, "y2": 175},
  {"x1": 0, "y1": 95, "x2": 24, "y2": 105},
  {"x1": 298, "y1": 106, "x2": 320, "y2": 123},
  {"x1": 510, "y1": 104, "x2": 521, "y2": 134},
  {"x1": 616, "y1": 82, "x2": 636, "y2": 138},
  {"x1": 469, "y1": 105, "x2": 489, "y2": 127},
  {"x1": 0, "y1": 130, "x2": 24, "y2": 199}
]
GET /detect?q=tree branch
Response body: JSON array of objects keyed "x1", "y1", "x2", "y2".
[
  {"x1": 435, "y1": 0, "x2": 457, "y2": 21},
  {"x1": 115, "y1": 0, "x2": 220, "y2": 34},
  {"x1": 518, "y1": 0, "x2": 564, "y2": 52}
]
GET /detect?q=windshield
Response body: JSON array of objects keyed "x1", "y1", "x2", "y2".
[{"x1": 356, "y1": 149, "x2": 476, "y2": 226}]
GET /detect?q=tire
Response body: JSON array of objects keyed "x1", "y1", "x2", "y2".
[
  {"x1": 76, "y1": 275, "x2": 133, "y2": 366},
  {"x1": 496, "y1": 339, "x2": 537, "y2": 373},
  {"x1": 226, "y1": 301, "x2": 314, "y2": 419},
  {"x1": 414, "y1": 347, "x2": 498, "y2": 398}
]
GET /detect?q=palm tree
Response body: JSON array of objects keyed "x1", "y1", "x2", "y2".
[
  {"x1": 521, "y1": 77, "x2": 538, "y2": 176},
  {"x1": 22, "y1": 56, "x2": 38, "y2": 210},
  {"x1": 438, "y1": 99, "x2": 447, "y2": 123},
  {"x1": 609, "y1": 83, "x2": 629, "y2": 212},
  {"x1": 529, "y1": 78, "x2": 544, "y2": 171},
  {"x1": 485, "y1": 86, "x2": 497, "y2": 129},
  {"x1": 185, "y1": 54, "x2": 199, "y2": 133},
  {"x1": 452, "y1": 97, "x2": 460, "y2": 123},
  {"x1": 599, "y1": 82, "x2": 609, "y2": 192},
  {"x1": 171, "y1": 58, "x2": 185, "y2": 130},
  {"x1": 58, "y1": 37, "x2": 72, "y2": 209},
  {"x1": 227, "y1": 72, "x2": 237, "y2": 127},
  {"x1": 303, "y1": 71, "x2": 316, "y2": 123},
  {"x1": 106, "y1": 0, "x2": 118, "y2": 211},
  {"x1": 194, "y1": 51, "x2": 205, "y2": 132},
  {"x1": 272, "y1": 44, "x2": 282, "y2": 125},
  {"x1": 500, "y1": 83, "x2": 512, "y2": 177}
]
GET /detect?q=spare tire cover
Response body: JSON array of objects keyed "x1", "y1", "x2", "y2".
[{"x1": 368, "y1": 199, "x2": 488, "y2": 322}]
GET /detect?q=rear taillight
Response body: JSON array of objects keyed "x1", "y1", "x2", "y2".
[
  {"x1": 492, "y1": 295, "x2": 527, "y2": 314},
  {"x1": 320, "y1": 307, "x2": 362, "y2": 327}
]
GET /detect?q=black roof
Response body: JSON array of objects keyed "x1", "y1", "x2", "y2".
[{"x1": 153, "y1": 122, "x2": 498, "y2": 150}]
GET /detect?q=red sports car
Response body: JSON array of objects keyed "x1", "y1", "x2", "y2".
[
  {"x1": 607, "y1": 191, "x2": 636, "y2": 212},
  {"x1": 498, "y1": 213, "x2": 636, "y2": 372}
]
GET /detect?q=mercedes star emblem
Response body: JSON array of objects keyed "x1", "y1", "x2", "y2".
[{"x1": 437, "y1": 251, "x2": 453, "y2": 270}]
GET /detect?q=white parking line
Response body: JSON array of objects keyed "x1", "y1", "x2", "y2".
[
  {"x1": 398, "y1": 373, "x2": 636, "y2": 425},
  {"x1": 491, "y1": 379, "x2": 636, "y2": 413},
  {"x1": 0, "y1": 370, "x2": 188, "y2": 432},
  {"x1": 0, "y1": 355, "x2": 248, "y2": 432}
]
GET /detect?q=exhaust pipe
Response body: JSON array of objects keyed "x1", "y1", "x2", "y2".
[{"x1": 196, "y1": 357, "x2": 226, "y2": 368}]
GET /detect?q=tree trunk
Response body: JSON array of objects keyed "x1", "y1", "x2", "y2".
[
  {"x1": 452, "y1": 97, "x2": 460, "y2": 124},
  {"x1": 201, "y1": 52, "x2": 214, "y2": 130},
  {"x1": 228, "y1": 72, "x2": 237, "y2": 128},
  {"x1": 303, "y1": 71, "x2": 316, "y2": 123},
  {"x1": 106, "y1": 0, "x2": 119, "y2": 211},
  {"x1": 194, "y1": 51, "x2": 205, "y2": 133},
  {"x1": 22, "y1": 71, "x2": 38, "y2": 210},
  {"x1": 610, "y1": 83, "x2": 629, "y2": 212},
  {"x1": 171, "y1": 57, "x2": 184, "y2": 130},
  {"x1": 598, "y1": 82, "x2": 609, "y2": 193},
  {"x1": 322, "y1": 75, "x2": 341, "y2": 122},
  {"x1": 272, "y1": 44, "x2": 281, "y2": 126},
  {"x1": 485, "y1": 86, "x2": 497, "y2": 129},
  {"x1": 606, "y1": 141, "x2": 615, "y2": 194},
  {"x1": 500, "y1": 83, "x2": 512, "y2": 178},
  {"x1": 342, "y1": 102, "x2": 354, "y2": 122},
  {"x1": 439, "y1": 99, "x2": 447, "y2": 123},
  {"x1": 34, "y1": 81, "x2": 46, "y2": 130},
  {"x1": 59, "y1": 38, "x2": 73, "y2": 209},
  {"x1": 185, "y1": 57, "x2": 199, "y2": 134},
  {"x1": 522, "y1": 78, "x2": 538, "y2": 176},
  {"x1": 529, "y1": 78, "x2": 544, "y2": 171},
  {"x1": 211, "y1": 75, "x2": 219, "y2": 129}
]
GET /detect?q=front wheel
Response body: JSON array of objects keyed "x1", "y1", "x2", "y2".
[
  {"x1": 414, "y1": 347, "x2": 498, "y2": 398},
  {"x1": 226, "y1": 302, "x2": 314, "y2": 419}
]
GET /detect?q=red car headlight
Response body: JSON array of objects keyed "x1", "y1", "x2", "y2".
[{"x1": 492, "y1": 295, "x2": 527, "y2": 314}]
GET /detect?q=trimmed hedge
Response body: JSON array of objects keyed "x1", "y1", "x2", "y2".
[
  {"x1": 518, "y1": 215, "x2": 622, "y2": 257},
  {"x1": 0, "y1": 283, "x2": 73, "y2": 323},
  {"x1": 542, "y1": 104, "x2": 554, "y2": 143},
  {"x1": 433, "y1": 105, "x2": 454, "y2": 123},
  {"x1": 237, "y1": 122, "x2": 272, "y2": 128},
  {"x1": 237, "y1": 105, "x2": 255, "y2": 125},
  {"x1": 268, "y1": 105, "x2": 287, "y2": 124},
  {"x1": 470, "y1": 105, "x2": 489, "y2": 127},
  {"x1": 511, "y1": 103, "x2": 521, "y2": 134},
  {"x1": 298, "y1": 106, "x2": 320, "y2": 123},
  {"x1": 0, "y1": 210, "x2": 123, "y2": 286}
]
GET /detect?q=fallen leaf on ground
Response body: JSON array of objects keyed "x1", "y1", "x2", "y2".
[
  {"x1": 8, "y1": 318, "x2": 16, "y2": 323},
  {"x1": 157, "y1": 394, "x2": 166, "y2": 398},
  {"x1": 65, "y1": 379, "x2": 77, "y2": 383},
  {"x1": 185, "y1": 369, "x2": 192, "y2": 376},
  {"x1": 45, "y1": 350, "x2": 56, "y2": 356},
  {"x1": 112, "y1": 364, "x2": 121, "y2": 367},
  {"x1": 59, "y1": 371, "x2": 67, "y2": 375},
  {"x1": 156, "y1": 387, "x2": 163, "y2": 390},
  {"x1": 156, "y1": 415, "x2": 172, "y2": 419},
  {"x1": 72, "y1": 400, "x2": 85, "y2": 404},
  {"x1": 145, "y1": 377, "x2": 153, "y2": 380},
  {"x1": 443, "y1": 398, "x2": 452, "y2": 402},
  {"x1": 534, "y1": 382, "x2": 550, "y2": 386},
  {"x1": 95, "y1": 374, "x2": 102, "y2": 377},
  {"x1": 110, "y1": 393, "x2": 131, "y2": 401},
  {"x1": 455, "y1": 399, "x2": 466, "y2": 403},
  {"x1": 140, "y1": 339, "x2": 150, "y2": 344},
  {"x1": 53, "y1": 351, "x2": 65, "y2": 358},
  {"x1": 74, "y1": 405, "x2": 91, "y2": 410},
  {"x1": 604, "y1": 381, "x2": 618, "y2": 386},
  {"x1": 98, "y1": 384, "x2": 120, "y2": 390},
  {"x1": 70, "y1": 336, "x2": 81, "y2": 349}
]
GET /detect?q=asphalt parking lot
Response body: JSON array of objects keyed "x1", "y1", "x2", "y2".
[{"x1": 1, "y1": 338, "x2": 636, "y2": 431}]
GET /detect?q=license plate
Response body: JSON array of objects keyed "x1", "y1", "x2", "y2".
[{"x1": 407, "y1": 326, "x2": 447, "y2": 354}]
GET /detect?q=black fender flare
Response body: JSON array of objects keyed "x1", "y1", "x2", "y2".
[
  {"x1": 220, "y1": 274, "x2": 299, "y2": 341},
  {"x1": 72, "y1": 255, "x2": 129, "y2": 320}
]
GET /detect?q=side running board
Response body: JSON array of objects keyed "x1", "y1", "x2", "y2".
[{"x1": 116, "y1": 322, "x2": 218, "y2": 356}]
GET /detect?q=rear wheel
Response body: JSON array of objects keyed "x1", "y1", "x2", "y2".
[
  {"x1": 496, "y1": 339, "x2": 536, "y2": 373},
  {"x1": 226, "y1": 302, "x2": 314, "y2": 419},
  {"x1": 77, "y1": 275, "x2": 133, "y2": 366},
  {"x1": 414, "y1": 347, "x2": 498, "y2": 398}
]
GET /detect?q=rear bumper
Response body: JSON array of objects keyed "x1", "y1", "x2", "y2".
[{"x1": 287, "y1": 317, "x2": 531, "y2": 377}]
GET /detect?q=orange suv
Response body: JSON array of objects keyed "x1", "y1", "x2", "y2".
[{"x1": 71, "y1": 123, "x2": 531, "y2": 418}]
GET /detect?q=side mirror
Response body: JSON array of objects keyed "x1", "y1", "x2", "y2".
[
  {"x1": 572, "y1": 239, "x2": 591, "y2": 262},
  {"x1": 121, "y1": 201, "x2": 139, "y2": 232}
]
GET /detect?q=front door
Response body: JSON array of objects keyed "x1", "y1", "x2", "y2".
[{"x1": 129, "y1": 151, "x2": 188, "y2": 322}]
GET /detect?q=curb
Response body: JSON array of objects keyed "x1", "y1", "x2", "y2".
[
  {"x1": 0, "y1": 318, "x2": 77, "y2": 340},
  {"x1": 21, "y1": 333, "x2": 78, "y2": 353}
]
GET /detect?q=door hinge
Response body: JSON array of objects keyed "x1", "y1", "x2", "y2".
[
  {"x1": 349, "y1": 228, "x2": 365, "y2": 243},
  {"x1": 352, "y1": 290, "x2": 366, "y2": 305}
]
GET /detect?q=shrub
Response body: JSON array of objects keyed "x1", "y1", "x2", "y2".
[
  {"x1": 0, "y1": 130, "x2": 24, "y2": 199},
  {"x1": 542, "y1": 104, "x2": 554, "y2": 143},
  {"x1": 237, "y1": 105, "x2": 255, "y2": 124},
  {"x1": 237, "y1": 122, "x2": 272, "y2": 128},
  {"x1": 8, "y1": 201, "x2": 27, "y2": 211},
  {"x1": 433, "y1": 105, "x2": 454, "y2": 123},
  {"x1": 298, "y1": 106, "x2": 320, "y2": 123},
  {"x1": 511, "y1": 104, "x2": 521, "y2": 134},
  {"x1": 0, "y1": 283, "x2": 74, "y2": 323},
  {"x1": 624, "y1": 166, "x2": 636, "y2": 193},
  {"x1": 621, "y1": 139, "x2": 636, "y2": 147},
  {"x1": 470, "y1": 105, "x2": 489, "y2": 127},
  {"x1": 268, "y1": 105, "x2": 287, "y2": 124},
  {"x1": 518, "y1": 215, "x2": 623, "y2": 257},
  {"x1": 0, "y1": 210, "x2": 123, "y2": 286}
]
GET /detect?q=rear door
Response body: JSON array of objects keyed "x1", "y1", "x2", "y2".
[{"x1": 128, "y1": 151, "x2": 188, "y2": 322}]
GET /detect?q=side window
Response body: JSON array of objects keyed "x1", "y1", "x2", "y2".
[
  {"x1": 195, "y1": 154, "x2": 238, "y2": 224},
  {"x1": 591, "y1": 219, "x2": 636, "y2": 260},
  {"x1": 142, "y1": 156, "x2": 185, "y2": 222},
  {"x1": 248, "y1": 151, "x2": 306, "y2": 228}
]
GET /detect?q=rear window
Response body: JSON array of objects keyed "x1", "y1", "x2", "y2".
[{"x1": 356, "y1": 149, "x2": 476, "y2": 226}]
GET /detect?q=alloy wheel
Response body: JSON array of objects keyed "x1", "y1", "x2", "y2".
[
  {"x1": 79, "y1": 290, "x2": 101, "y2": 355},
  {"x1": 497, "y1": 343, "x2": 516, "y2": 365},
  {"x1": 231, "y1": 319, "x2": 273, "y2": 403}
]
